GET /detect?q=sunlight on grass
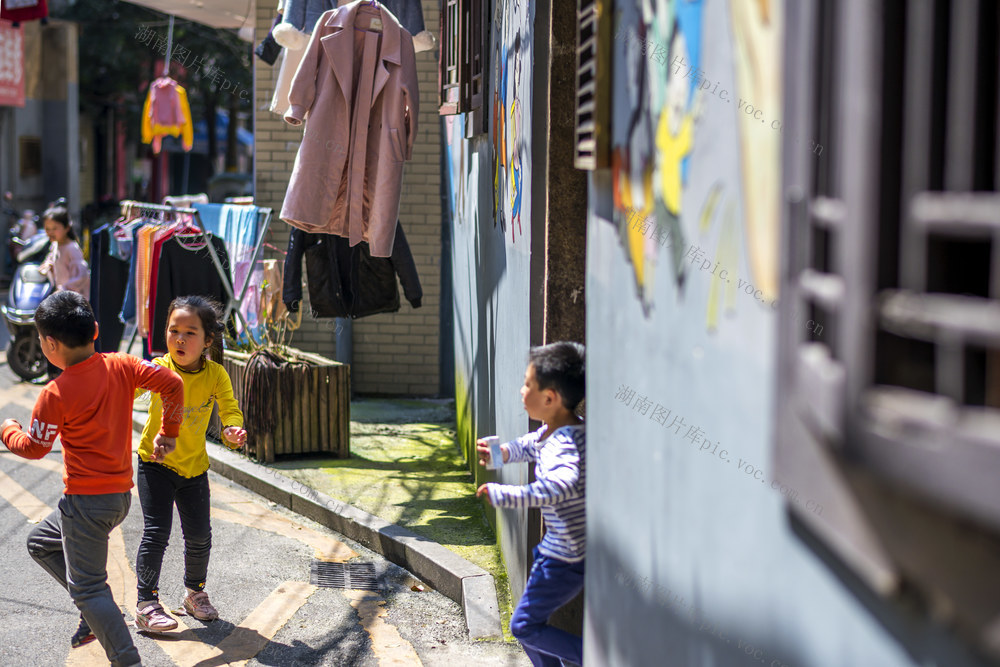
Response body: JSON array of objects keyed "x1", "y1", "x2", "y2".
[{"x1": 276, "y1": 399, "x2": 519, "y2": 642}]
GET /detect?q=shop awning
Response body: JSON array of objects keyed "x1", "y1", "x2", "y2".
[{"x1": 121, "y1": 0, "x2": 255, "y2": 39}]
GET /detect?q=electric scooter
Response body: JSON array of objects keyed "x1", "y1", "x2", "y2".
[{"x1": 2, "y1": 233, "x2": 53, "y2": 381}]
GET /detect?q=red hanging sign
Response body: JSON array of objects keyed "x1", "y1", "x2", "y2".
[{"x1": 0, "y1": 20, "x2": 25, "y2": 108}]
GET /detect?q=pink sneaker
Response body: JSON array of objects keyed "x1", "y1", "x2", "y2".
[
  {"x1": 135, "y1": 602, "x2": 178, "y2": 632},
  {"x1": 183, "y1": 591, "x2": 219, "y2": 621}
]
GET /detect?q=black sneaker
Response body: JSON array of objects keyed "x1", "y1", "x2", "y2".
[{"x1": 71, "y1": 617, "x2": 96, "y2": 649}]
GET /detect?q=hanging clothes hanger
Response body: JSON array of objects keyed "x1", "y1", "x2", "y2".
[{"x1": 356, "y1": 0, "x2": 383, "y2": 33}]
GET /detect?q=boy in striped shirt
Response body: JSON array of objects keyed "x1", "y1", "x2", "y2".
[{"x1": 477, "y1": 341, "x2": 586, "y2": 667}]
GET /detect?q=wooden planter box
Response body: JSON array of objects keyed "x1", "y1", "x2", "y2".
[{"x1": 211, "y1": 348, "x2": 350, "y2": 462}]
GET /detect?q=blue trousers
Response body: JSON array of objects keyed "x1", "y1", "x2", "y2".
[{"x1": 511, "y1": 547, "x2": 585, "y2": 667}]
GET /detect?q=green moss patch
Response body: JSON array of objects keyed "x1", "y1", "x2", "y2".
[{"x1": 268, "y1": 398, "x2": 518, "y2": 642}]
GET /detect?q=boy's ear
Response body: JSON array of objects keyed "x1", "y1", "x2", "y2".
[
  {"x1": 92, "y1": 322, "x2": 100, "y2": 341},
  {"x1": 40, "y1": 334, "x2": 58, "y2": 352}
]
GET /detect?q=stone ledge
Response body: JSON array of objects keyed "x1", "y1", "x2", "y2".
[{"x1": 132, "y1": 413, "x2": 503, "y2": 639}]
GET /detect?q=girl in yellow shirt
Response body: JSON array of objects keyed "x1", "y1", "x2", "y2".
[{"x1": 133, "y1": 296, "x2": 246, "y2": 633}]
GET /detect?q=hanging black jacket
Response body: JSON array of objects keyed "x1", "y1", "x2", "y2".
[{"x1": 283, "y1": 222, "x2": 422, "y2": 319}]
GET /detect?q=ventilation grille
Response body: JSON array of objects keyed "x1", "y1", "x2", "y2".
[
  {"x1": 310, "y1": 561, "x2": 379, "y2": 590},
  {"x1": 574, "y1": 0, "x2": 610, "y2": 169}
]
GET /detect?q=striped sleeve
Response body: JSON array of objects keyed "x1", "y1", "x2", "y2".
[
  {"x1": 503, "y1": 426, "x2": 544, "y2": 463},
  {"x1": 487, "y1": 438, "x2": 582, "y2": 509}
]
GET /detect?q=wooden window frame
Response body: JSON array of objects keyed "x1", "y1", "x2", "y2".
[
  {"x1": 439, "y1": 0, "x2": 487, "y2": 122},
  {"x1": 775, "y1": 0, "x2": 1000, "y2": 660},
  {"x1": 19, "y1": 136, "x2": 41, "y2": 178},
  {"x1": 573, "y1": 0, "x2": 611, "y2": 169}
]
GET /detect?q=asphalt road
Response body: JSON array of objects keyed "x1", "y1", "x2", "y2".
[{"x1": 0, "y1": 356, "x2": 529, "y2": 666}]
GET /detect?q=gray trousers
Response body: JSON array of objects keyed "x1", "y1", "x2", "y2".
[{"x1": 27, "y1": 492, "x2": 141, "y2": 667}]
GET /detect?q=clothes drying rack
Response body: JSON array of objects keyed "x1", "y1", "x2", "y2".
[{"x1": 118, "y1": 199, "x2": 274, "y2": 346}]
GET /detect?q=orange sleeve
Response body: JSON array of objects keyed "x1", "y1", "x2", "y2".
[
  {"x1": 131, "y1": 356, "x2": 184, "y2": 438},
  {"x1": 1, "y1": 388, "x2": 61, "y2": 459}
]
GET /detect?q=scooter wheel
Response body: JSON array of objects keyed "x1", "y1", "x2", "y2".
[{"x1": 6, "y1": 332, "x2": 47, "y2": 381}]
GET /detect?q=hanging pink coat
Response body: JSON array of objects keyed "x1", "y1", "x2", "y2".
[{"x1": 280, "y1": 1, "x2": 418, "y2": 258}]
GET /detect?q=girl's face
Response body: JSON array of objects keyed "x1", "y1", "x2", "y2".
[
  {"x1": 166, "y1": 307, "x2": 211, "y2": 372},
  {"x1": 43, "y1": 218, "x2": 70, "y2": 244}
]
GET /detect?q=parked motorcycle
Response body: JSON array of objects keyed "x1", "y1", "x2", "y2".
[
  {"x1": 7, "y1": 209, "x2": 38, "y2": 267},
  {"x1": 2, "y1": 232, "x2": 53, "y2": 381}
]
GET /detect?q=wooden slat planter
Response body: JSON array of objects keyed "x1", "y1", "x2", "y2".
[{"x1": 211, "y1": 347, "x2": 350, "y2": 462}]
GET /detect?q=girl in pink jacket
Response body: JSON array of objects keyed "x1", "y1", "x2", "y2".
[{"x1": 39, "y1": 204, "x2": 90, "y2": 298}]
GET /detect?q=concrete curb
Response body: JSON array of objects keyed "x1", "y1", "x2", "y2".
[{"x1": 131, "y1": 415, "x2": 503, "y2": 640}]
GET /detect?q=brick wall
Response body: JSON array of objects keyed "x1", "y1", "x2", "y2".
[{"x1": 253, "y1": 0, "x2": 442, "y2": 396}]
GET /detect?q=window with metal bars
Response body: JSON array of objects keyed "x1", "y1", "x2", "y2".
[
  {"x1": 775, "y1": 0, "x2": 1000, "y2": 650},
  {"x1": 438, "y1": 0, "x2": 486, "y2": 120},
  {"x1": 573, "y1": 0, "x2": 610, "y2": 169},
  {"x1": 439, "y1": 0, "x2": 462, "y2": 114}
]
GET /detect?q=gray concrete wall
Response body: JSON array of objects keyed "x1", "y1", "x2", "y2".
[
  {"x1": 4, "y1": 20, "x2": 79, "y2": 214},
  {"x1": 582, "y1": 0, "x2": 981, "y2": 665},
  {"x1": 41, "y1": 21, "x2": 79, "y2": 212},
  {"x1": 446, "y1": 0, "x2": 540, "y2": 601}
]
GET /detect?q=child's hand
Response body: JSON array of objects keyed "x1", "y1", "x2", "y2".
[
  {"x1": 476, "y1": 438, "x2": 507, "y2": 467},
  {"x1": 475, "y1": 438, "x2": 491, "y2": 467},
  {"x1": 151, "y1": 435, "x2": 176, "y2": 462},
  {"x1": 222, "y1": 426, "x2": 247, "y2": 450},
  {"x1": 1, "y1": 418, "x2": 22, "y2": 433},
  {"x1": 476, "y1": 484, "x2": 493, "y2": 505}
]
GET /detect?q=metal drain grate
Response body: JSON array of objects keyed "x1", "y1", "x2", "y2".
[{"x1": 310, "y1": 561, "x2": 379, "y2": 590}]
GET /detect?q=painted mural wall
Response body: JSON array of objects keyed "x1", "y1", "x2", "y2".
[
  {"x1": 584, "y1": 0, "x2": 920, "y2": 665},
  {"x1": 446, "y1": 0, "x2": 537, "y2": 599}
]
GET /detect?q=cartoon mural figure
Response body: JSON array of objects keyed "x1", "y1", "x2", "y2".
[
  {"x1": 611, "y1": 0, "x2": 704, "y2": 308},
  {"x1": 492, "y1": 0, "x2": 527, "y2": 244},
  {"x1": 492, "y1": 30, "x2": 508, "y2": 227},
  {"x1": 610, "y1": 16, "x2": 657, "y2": 304},
  {"x1": 508, "y1": 35, "x2": 524, "y2": 242},
  {"x1": 611, "y1": 0, "x2": 782, "y2": 333},
  {"x1": 730, "y1": 0, "x2": 780, "y2": 301}
]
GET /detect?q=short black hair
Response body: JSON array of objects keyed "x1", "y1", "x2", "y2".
[
  {"x1": 528, "y1": 341, "x2": 585, "y2": 411},
  {"x1": 35, "y1": 291, "x2": 96, "y2": 348}
]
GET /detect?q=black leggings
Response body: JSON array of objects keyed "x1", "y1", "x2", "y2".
[{"x1": 135, "y1": 459, "x2": 211, "y2": 603}]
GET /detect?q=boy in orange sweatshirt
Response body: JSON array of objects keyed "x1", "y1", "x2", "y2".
[{"x1": 1, "y1": 291, "x2": 184, "y2": 667}]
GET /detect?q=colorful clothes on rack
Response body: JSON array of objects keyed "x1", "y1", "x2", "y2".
[
  {"x1": 141, "y1": 77, "x2": 194, "y2": 154},
  {"x1": 90, "y1": 224, "x2": 130, "y2": 353},
  {"x1": 149, "y1": 235, "x2": 232, "y2": 355},
  {"x1": 135, "y1": 226, "x2": 158, "y2": 338},
  {"x1": 119, "y1": 220, "x2": 150, "y2": 325},
  {"x1": 194, "y1": 203, "x2": 261, "y2": 336}
]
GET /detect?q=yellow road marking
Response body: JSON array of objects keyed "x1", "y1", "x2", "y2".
[
  {"x1": 1, "y1": 387, "x2": 42, "y2": 412},
  {"x1": 346, "y1": 590, "x2": 423, "y2": 666},
  {"x1": 0, "y1": 467, "x2": 51, "y2": 523},
  {"x1": 192, "y1": 581, "x2": 317, "y2": 667},
  {"x1": 211, "y1": 506, "x2": 356, "y2": 562},
  {"x1": 13, "y1": 453, "x2": 62, "y2": 474}
]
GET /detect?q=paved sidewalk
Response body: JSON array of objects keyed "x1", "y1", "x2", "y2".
[
  {"x1": 132, "y1": 397, "x2": 517, "y2": 644},
  {"x1": 0, "y1": 369, "x2": 530, "y2": 665}
]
